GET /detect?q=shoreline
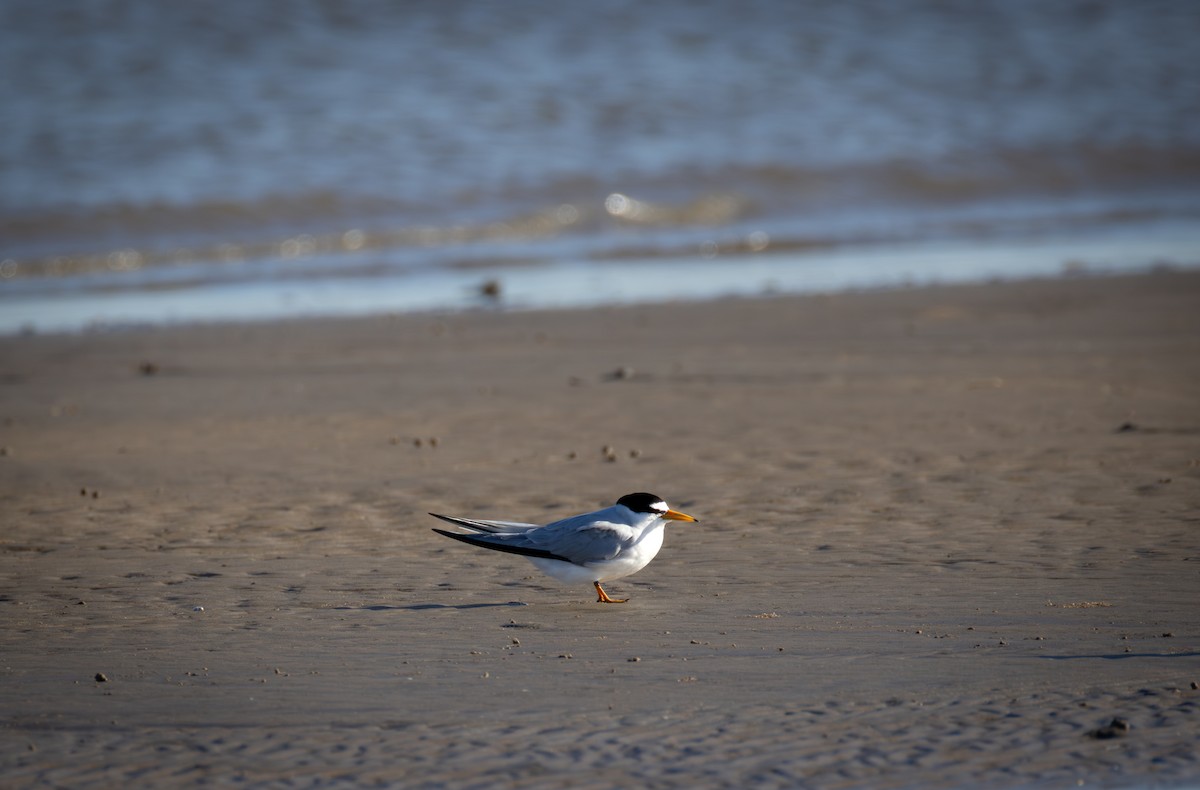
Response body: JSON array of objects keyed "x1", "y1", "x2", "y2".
[
  {"x1": 4, "y1": 220, "x2": 1199, "y2": 336},
  {"x1": 2, "y1": 269, "x2": 1198, "y2": 787}
]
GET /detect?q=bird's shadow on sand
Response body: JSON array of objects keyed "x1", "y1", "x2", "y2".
[{"x1": 335, "y1": 602, "x2": 529, "y2": 612}]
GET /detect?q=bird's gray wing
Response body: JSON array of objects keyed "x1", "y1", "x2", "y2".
[
  {"x1": 524, "y1": 517, "x2": 636, "y2": 565},
  {"x1": 428, "y1": 513, "x2": 539, "y2": 534},
  {"x1": 430, "y1": 508, "x2": 637, "y2": 565}
]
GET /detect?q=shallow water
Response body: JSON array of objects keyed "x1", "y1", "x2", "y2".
[{"x1": 2, "y1": 0, "x2": 1199, "y2": 331}]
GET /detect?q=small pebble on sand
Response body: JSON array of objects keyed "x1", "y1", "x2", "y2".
[{"x1": 1088, "y1": 717, "x2": 1131, "y2": 739}]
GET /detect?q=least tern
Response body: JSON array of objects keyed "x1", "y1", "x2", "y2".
[{"x1": 430, "y1": 492, "x2": 697, "y2": 603}]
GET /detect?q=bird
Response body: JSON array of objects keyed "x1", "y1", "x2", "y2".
[{"x1": 430, "y1": 492, "x2": 697, "y2": 603}]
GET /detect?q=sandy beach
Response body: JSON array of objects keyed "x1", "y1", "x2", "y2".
[{"x1": 2, "y1": 270, "x2": 1198, "y2": 788}]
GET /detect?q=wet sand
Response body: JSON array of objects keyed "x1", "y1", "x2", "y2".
[{"x1": 2, "y1": 270, "x2": 1199, "y2": 787}]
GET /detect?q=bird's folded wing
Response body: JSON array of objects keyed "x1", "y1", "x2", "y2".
[{"x1": 526, "y1": 521, "x2": 634, "y2": 564}]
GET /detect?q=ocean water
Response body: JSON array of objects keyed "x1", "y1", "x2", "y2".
[{"x1": 2, "y1": 0, "x2": 1199, "y2": 332}]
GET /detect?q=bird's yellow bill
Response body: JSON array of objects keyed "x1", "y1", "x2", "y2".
[{"x1": 663, "y1": 509, "x2": 697, "y2": 523}]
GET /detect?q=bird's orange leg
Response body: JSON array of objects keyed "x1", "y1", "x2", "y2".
[{"x1": 594, "y1": 581, "x2": 628, "y2": 603}]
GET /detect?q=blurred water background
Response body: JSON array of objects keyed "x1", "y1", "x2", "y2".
[{"x1": 2, "y1": 0, "x2": 1199, "y2": 332}]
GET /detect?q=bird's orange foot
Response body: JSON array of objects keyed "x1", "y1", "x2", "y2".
[{"x1": 594, "y1": 582, "x2": 628, "y2": 603}]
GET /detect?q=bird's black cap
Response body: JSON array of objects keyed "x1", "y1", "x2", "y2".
[{"x1": 616, "y1": 492, "x2": 668, "y2": 514}]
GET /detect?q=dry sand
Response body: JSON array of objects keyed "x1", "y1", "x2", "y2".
[{"x1": 2, "y1": 270, "x2": 1199, "y2": 788}]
